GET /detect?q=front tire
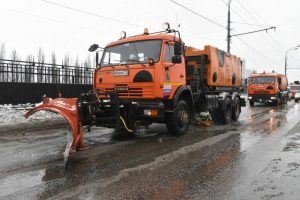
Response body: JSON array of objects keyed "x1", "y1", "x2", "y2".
[{"x1": 166, "y1": 100, "x2": 190, "y2": 136}]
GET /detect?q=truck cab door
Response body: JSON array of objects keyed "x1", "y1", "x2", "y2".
[{"x1": 163, "y1": 42, "x2": 186, "y2": 97}]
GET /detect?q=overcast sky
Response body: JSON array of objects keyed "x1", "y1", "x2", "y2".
[{"x1": 0, "y1": 0, "x2": 299, "y2": 81}]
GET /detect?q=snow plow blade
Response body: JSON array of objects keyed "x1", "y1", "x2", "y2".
[{"x1": 24, "y1": 97, "x2": 88, "y2": 159}]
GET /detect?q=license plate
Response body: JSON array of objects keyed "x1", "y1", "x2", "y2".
[
  {"x1": 113, "y1": 70, "x2": 128, "y2": 76},
  {"x1": 115, "y1": 87, "x2": 128, "y2": 92}
]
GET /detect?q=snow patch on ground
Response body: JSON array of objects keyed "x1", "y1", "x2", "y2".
[{"x1": 0, "y1": 104, "x2": 63, "y2": 126}]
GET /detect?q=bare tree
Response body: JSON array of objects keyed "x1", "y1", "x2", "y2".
[
  {"x1": 83, "y1": 55, "x2": 92, "y2": 68},
  {"x1": 10, "y1": 49, "x2": 19, "y2": 62},
  {"x1": 51, "y1": 51, "x2": 57, "y2": 83},
  {"x1": 51, "y1": 51, "x2": 56, "y2": 65},
  {"x1": 0, "y1": 43, "x2": 5, "y2": 60},
  {"x1": 74, "y1": 55, "x2": 80, "y2": 84},
  {"x1": 37, "y1": 47, "x2": 45, "y2": 64},
  {"x1": 83, "y1": 55, "x2": 92, "y2": 84},
  {"x1": 26, "y1": 54, "x2": 35, "y2": 83},
  {"x1": 37, "y1": 47, "x2": 45, "y2": 83},
  {"x1": 0, "y1": 43, "x2": 6, "y2": 82},
  {"x1": 10, "y1": 49, "x2": 20, "y2": 82},
  {"x1": 63, "y1": 53, "x2": 71, "y2": 66},
  {"x1": 63, "y1": 53, "x2": 71, "y2": 84}
]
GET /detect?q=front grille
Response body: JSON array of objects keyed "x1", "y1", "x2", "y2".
[{"x1": 104, "y1": 87, "x2": 143, "y2": 97}]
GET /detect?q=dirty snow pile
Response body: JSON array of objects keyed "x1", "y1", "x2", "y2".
[{"x1": 0, "y1": 104, "x2": 63, "y2": 126}]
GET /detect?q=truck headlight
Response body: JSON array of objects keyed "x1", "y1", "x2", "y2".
[
  {"x1": 248, "y1": 96, "x2": 252, "y2": 99},
  {"x1": 271, "y1": 96, "x2": 277, "y2": 100},
  {"x1": 144, "y1": 109, "x2": 158, "y2": 116},
  {"x1": 144, "y1": 109, "x2": 151, "y2": 116}
]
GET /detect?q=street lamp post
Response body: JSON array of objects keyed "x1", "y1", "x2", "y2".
[
  {"x1": 227, "y1": 0, "x2": 233, "y2": 54},
  {"x1": 285, "y1": 45, "x2": 300, "y2": 76}
]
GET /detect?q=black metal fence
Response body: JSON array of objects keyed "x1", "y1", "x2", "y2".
[
  {"x1": 0, "y1": 59, "x2": 94, "y2": 84},
  {"x1": 0, "y1": 59, "x2": 94, "y2": 104}
]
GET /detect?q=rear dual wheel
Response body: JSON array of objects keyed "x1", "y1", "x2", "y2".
[
  {"x1": 222, "y1": 97, "x2": 232, "y2": 124},
  {"x1": 231, "y1": 97, "x2": 241, "y2": 121},
  {"x1": 214, "y1": 97, "x2": 240, "y2": 124}
]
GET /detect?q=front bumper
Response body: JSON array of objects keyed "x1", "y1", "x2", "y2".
[
  {"x1": 248, "y1": 94, "x2": 277, "y2": 102},
  {"x1": 121, "y1": 100, "x2": 165, "y2": 123}
]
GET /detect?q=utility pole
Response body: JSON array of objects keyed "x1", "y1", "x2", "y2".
[
  {"x1": 227, "y1": 0, "x2": 232, "y2": 53},
  {"x1": 226, "y1": 0, "x2": 276, "y2": 54}
]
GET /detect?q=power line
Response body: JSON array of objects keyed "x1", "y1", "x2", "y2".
[
  {"x1": 236, "y1": 36, "x2": 280, "y2": 65},
  {"x1": 169, "y1": 0, "x2": 227, "y2": 30},
  {"x1": 231, "y1": 21, "x2": 270, "y2": 27},
  {"x1": 0, "y1": 6, "x2": 105, "y2": 34},
  {"x1": 221, "y1": 0, "x2": 282, "y2": 54},
  {"x1": 235, "y1": 0, "x2": 284, "y2": 52},
  {"x1": 40, "y1": 0, "x2": 142, "y2": 28},
  {"x1": 231, "y1": 27, "x2": 276, "y2": 37}
]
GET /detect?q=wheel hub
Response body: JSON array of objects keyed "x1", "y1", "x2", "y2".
[{"x1": 178, "y1": 110, "x2": 188, "y2": 127}]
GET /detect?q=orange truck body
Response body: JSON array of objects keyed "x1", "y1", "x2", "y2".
[
  {"x1": 247, "y1": 72, "x2": 288, "y2": 105},
  {"x1": 185, "y1": 46, "x2": 242, "y2": 87}
]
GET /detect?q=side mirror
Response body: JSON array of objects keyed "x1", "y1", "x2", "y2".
[
  {"x1": 171, "y1": 55, "x2": 182, "y2": 64},
  {"x1": 88, "y1": 44, "x2": 99, "y2": 52},
  {"x1": 174, "y1": 42, "x2": 182, "y2": 55}
]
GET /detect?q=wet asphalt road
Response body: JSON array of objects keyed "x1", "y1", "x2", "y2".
[{"x1": 0, "y1": 101, "x2": 300, "y2": 200}]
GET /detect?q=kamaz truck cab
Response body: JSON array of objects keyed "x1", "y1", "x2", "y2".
[
  {"x1": 89, "y1": 24, "x2": 190, "y2": 136},
  {"x1": 247, "y1": 72, "x2": 288, "y2": 106}
]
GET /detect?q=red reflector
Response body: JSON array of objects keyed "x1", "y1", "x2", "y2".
[{"x1": 151, "y1": 109, "x2": 158, "y2": 116}]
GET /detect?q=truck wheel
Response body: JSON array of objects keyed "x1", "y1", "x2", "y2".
[
  {"x1": 221, "y1": 97, "x2": 232, "y2": 124},
  {"x1": 166, "y1": 100, "x2": 190, "y2": 136},
  {"x1": 296, "y1": 99, "x2": 299, "y2": 103},
  {"x1": 249, "y1": 100, "x2": 254, "y2": 107},
  {"x1": 231, "y1": 97, "x2": 241, "y2": 121}
]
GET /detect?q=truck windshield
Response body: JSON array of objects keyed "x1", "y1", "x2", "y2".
[
  {"x1": 100, "y1": 40, "x2": 162, "y2": 66},
  {"x1": 249, "y1": 76, "x2": 275, "y2": 84}
]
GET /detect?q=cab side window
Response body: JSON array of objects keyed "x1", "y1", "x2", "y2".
[{"x1": 164, "y1": 43, "x2": 174, "y2": 62}]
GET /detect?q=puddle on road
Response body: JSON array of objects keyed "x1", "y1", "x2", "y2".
[
  {"x1": 0, "y1": 103, "x2": 299, "y2": 199},
  {"x1": 0, "y1": 169, "x2": 46, "y2": 198}
]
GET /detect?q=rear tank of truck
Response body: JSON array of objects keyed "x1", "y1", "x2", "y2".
[
  {"x1": 185, "y1": 45, "x2": 242, "y2": 88},
  {"x1": 278, "y1": 74, "x2": 288, "y2": 91}
]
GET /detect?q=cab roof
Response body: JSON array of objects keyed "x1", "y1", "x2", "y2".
[{"x1": 106, "y1": 33, "x2": 179, "y2": 47}]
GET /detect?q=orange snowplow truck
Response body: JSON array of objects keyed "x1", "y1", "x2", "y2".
[
  {"x1": 25, "y1": 23, "x2": 245, "y2": 157},
  {"x1": 247, "y1": 72, "x2": 288, "y2": 106}
]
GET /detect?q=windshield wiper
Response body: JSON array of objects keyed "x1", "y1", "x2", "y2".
[{"x1": 126, "y1": 59, "x2": 141, "y2": 62}]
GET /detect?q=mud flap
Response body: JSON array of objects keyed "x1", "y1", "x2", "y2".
[{"x1": 24, "y1": 97, "x2": 87, "y2": 160}]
